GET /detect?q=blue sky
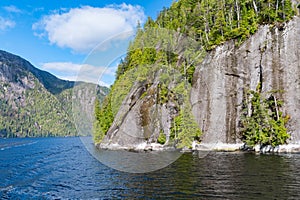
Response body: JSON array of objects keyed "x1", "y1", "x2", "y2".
[{"x1": 0, "y1": 0, "x2": 174, "y2": 86}]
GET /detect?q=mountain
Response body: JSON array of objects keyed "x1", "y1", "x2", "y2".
[
  {"x1": 0, "y1": 50, "x2": 108, "y2": 137},
  {"x1": 0, "y1": 50, "x2": 74, "y2": 95},
  {"x1": 94, "y1": 0, "x2": 300, "y2": 151}
]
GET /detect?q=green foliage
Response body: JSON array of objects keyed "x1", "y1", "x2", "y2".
[
  {"x1": 241, "y1": 88, "x2": 290, "y2": 147},
  {"x1": 93, "y1": 94, "x2": 114, "y2": 144},
  {"x1": 93, "y1": 98, "x2": 106, "y2": 143},
  {"x1": 0, "y1": 79, "x2": 76, "y2": 137},
  {"x1": 116, "y1": 48, "x2": 158, "y2": 80},
  {"x1": 170, "y1": 84, "x2": 202, "y2": 148},
  {"x1": 156, "y1": 0, "x2": 295, "y2": 50},
  {"x1": 157, "y1": 131, "x2": 166, "y2": 144},
  {"x1": 159, "y1": 83, "x2": 169, "y2": 104},
  {"x1": 171, "y1": 102, "x2": 202, "y2": 149}
]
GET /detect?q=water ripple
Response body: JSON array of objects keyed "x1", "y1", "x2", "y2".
[{"x1": 1, "y1": 137, "x2": 300, "y2": 199}]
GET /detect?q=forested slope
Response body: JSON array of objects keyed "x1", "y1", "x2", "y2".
[{"x1": 0, "y1": 50, "x2": 108, "y2": 137}]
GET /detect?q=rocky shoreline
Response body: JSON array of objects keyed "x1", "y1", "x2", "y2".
[
  {"x1": 193, "y1": 142, "x2": 300, "y2": 153},
  {"x1": 97, "y1": 141, "x2": 300, "y2": 154},
  {"x1": 97, "y1": 142, "x2": 176, "y2": 152}
]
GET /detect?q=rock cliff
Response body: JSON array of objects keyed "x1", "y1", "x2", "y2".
[
  {"x1": 191, "y1": 16, "x2": 300, "y2": 145},
  {"x1": 99, "y1": 16, "x2": 300, "y2": 150},
  {"x1": 99, "y1": 69, "x2": 179, "y2": 150}
]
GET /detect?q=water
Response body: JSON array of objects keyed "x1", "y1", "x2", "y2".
[{"x1": 1, "y1": 137, "x2": 300, "y2": 199}]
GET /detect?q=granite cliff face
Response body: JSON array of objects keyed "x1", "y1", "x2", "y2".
[
  {"x1": 99, "y1": 70, "x2": 179, "y2": 150},
  {"x1": 99, "y1": 16, "x2": 300, "y2": 150},
  {"x1": 191, "y1": 16, "x2": 300, "y2": 145}
]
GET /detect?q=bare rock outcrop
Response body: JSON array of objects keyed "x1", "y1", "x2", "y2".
[
  {"x1": 99, "y1": 80, "x2": 177, "y2": 150},
  {"x1": 191, "y1": 17, "x2": 300, "y2": 145}
]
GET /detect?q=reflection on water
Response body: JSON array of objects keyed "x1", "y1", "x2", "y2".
[
  {"x1": 80, "y1": 137, "x2": 182, "y2": 173},
  {"x1": 0, "y1": 137, "x2": 300, "y2": 199}
]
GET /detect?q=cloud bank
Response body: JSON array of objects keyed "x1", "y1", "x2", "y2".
[
  {"x1": 0, "y1": 17, "x2": 15, "y2": 31},
  {"x1": 41, "y1": 62, "x2": 115, "y2": 86},
  {"x1": 3, "y1": 5, "x2": 22, "y2": 13},
  {"x1": 33, "y1": 4, "x2": 145, "y2": 53}
]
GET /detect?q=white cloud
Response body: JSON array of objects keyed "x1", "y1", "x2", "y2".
[
  {"x1": 33, "y1": 4, "x2": 145, "y2": 53},
  {"x1": 42, "y1": 62, "x2": 84, "y2": 72},
  {"x1": 41, "y1": 62, "x2": 115, "y2": 87},
  {"x1": 3, "y1": 5, "x2": 22, "y2": 13},
  {"x1": 0, "y1": 17, "x2": 15, "y2": 30}
]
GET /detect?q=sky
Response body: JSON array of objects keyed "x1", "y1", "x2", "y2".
[{"x1": 0, "y1": 0, "x2": 174, "y2": 86}]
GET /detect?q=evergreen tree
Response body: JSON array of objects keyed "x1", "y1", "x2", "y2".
[{"x1": 241, "y1": 87, "x2": 290, "y2": 148}]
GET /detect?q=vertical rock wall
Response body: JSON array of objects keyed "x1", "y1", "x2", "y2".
[{"x1": 191, "y1": 17, "x2": 300, "y2": 144}]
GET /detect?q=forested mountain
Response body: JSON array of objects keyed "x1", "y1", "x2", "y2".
[
  {"x1": 0, "y1": 50, "x2": 108, "y2": 137},
  {"x1": 94, "y1": 0, "x2": 300, "y2": 150}
]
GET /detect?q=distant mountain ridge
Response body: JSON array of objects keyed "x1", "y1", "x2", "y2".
[
  {"x1": 0, "y1": 50, "x2": 75, "y2": 95},
  {"x1": 0, "y1": 50, "x2": 108, "y2": 137}
]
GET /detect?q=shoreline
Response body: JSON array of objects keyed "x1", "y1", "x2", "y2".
[
  {"x1": 96, "y1": 141, "x2": 300, "y2": 154},
  {"x1": 97, "y1": 142, "x2": 177, "y2": 152},
  {"x1": 193, "y1": 142, "x2": 300, "y2": 153}
]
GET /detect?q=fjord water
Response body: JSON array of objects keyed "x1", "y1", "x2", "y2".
[{"x1": 1, "y1": 137, "x2": 300, "y2": 199}]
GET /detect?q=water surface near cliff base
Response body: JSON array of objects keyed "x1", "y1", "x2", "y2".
[{"x1": 1, "y1": 137, "x2": 300, "y2": 199}]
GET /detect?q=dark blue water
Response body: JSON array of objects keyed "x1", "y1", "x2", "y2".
[{"x1": 1, "y1": 137, "x2": 300, "y2": 199}]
